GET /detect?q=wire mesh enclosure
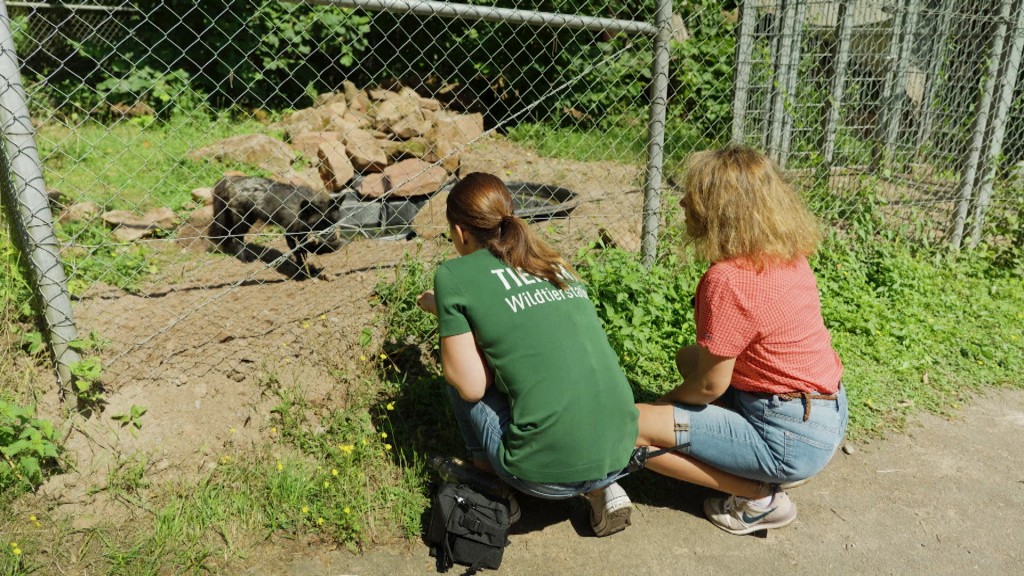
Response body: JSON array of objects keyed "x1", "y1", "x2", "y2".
[{"x1": 2, "y1": 0, "x2": 1023, "y2": 394}]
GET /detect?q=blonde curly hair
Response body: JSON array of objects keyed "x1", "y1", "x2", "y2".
[{"x1": 680, "y1": 145, "x2": 821, "y2": 269}]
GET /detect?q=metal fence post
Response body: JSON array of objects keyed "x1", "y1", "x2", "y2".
[
  {"x1": 969, "y1": 0, "x2": 1024, "y2": 248},
  {"x1": 641, "y1": 0, "x2": 672, "y2": 268},
  {"x1": 732, "y1": 0, "x2": 757, "y2": 144},
  {"x1": 951, "y1": 0, "x2": 1013, "y2": 249},
  {"x1": 768, "y1": 0, "x2": 794, "y2": 164},
  {"x1": 0, "y1": 2, "x2": 80, "y2": 397},
  {"x1": 778, "y1": 0, "x2": 806, "y2": 168},
  {"x1": 915, "y1": 0, "x2": 954, "y2": 155},
  {"x1": 880, "y1": 0, "x2": 920, "y2": 169},
  {"x1": 822, "y1": 0, "x2": 854, "y2": 168}
]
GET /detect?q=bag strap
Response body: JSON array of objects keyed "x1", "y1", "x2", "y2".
[
  {"x1": 627, "y1": 442, "x2": 688, "y2": 473},
  {"x1": 435, "y1": 493, "x2": 459, "y2": 573}
]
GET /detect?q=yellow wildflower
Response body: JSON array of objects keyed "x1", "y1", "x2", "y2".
[
  {"x1": 379, "y1": 353, "x2": 387, "y2": 359},
  {"x1": 302, "y1": 506, "x2": 309, "y2": 514},
  {"x1": 276, "y1": 462, "x2": 284, "y2": 472},
  {"x1": 270, "y1": 426, "x2": 278, "y2": 434},
  {"x1": 344, "y1": 507, "x2": 351, "y2": 514},
  {"x1": 386, "y1": 402, "x2": 395, "y2": 411},
  {"x1": 317, "y1": 517, "x2": 325, "y2": 526},
  {"x1": 339, "y1": 444, "x2": 354, "y2": 455},
  {"x1": 302, "y1": 321, "x2": 310, "y2": 329},
  {"x1": 320, "y1": 314, "x2": 326, "y2": 320},
  {"x1": 323, "y1": 480, "x2": 330, "y2": 488},
  {"x1": 385, "y1": 444, "x2": 392, "y2": 451},
  {"x1": 380, "y1": 432, "x2": 388, "y2": 439},
  {"x1": 12, "y1": 548, "x2": 21, "y2": 556},
  {"x1": 332, "y1": 468, "x2": 339, "y2": 476},
  {"x1": 359, "y1": 355, "x2": 367, "y2": 362}
]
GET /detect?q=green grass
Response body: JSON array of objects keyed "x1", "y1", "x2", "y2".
[
  {"x1": 507, "y1": 117, "x2": 723, "y2": 169},
  {"x1": 37, "y1": 114, "x2": 274, "y2": 212},
  {"x1": 3, "y1": 115, "x2": 1023, "y2": 574}
]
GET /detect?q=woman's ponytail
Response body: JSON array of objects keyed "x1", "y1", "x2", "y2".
[{"x1": 448, "y1": 173, "x2": 573, "y2": 290}]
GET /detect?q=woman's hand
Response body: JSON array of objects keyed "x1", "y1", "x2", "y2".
[{"x1": 417, "y1": 290, "x2": 437, "y2": 316}]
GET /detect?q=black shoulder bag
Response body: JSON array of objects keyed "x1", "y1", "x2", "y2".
[{"x1": 426, "y1": 482, "x2": 512, "y2": 574}]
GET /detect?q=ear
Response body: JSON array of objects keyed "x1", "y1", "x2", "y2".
[
  {"x1": 299, "y1": 199, "x2": 318, "y2": 220},
  {"x1": 452, "y1": 224, "x2": 469, "y2": 246}
]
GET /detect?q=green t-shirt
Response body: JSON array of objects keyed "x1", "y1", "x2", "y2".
[{"x1": 435, "y1": 249, "x2": 638, "y2": 483}]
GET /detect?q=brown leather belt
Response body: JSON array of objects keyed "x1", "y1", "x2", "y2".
[{"x1": 776, "y1": 391, "x2": 839, "y2": 421}]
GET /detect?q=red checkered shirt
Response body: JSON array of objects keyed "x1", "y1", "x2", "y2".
[{"x1": 695, "y1": 257, "x2": 842, "y2": 395}]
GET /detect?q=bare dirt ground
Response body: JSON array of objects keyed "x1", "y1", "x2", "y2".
[
  {"x1": 237, "y1": 387, "x2": 1024, "y2": 576},
  {"x1": 16, "y1": 136, "x2": 1023, "y2": 574}
]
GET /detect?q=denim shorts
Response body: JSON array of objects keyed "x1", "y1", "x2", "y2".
[
  {"x1": 448, "y1": 386, "x2": 629, "y2": 499},
  {"x1": 671, "y1": 385, "x2": 848, "y2": 484}
]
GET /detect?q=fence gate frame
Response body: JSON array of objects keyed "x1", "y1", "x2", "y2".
[{"x1": 0, "y1": 0, "x2": 675, "y2": 394}]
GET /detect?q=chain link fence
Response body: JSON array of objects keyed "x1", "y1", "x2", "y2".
[{"x1": 2, "y1": 0, "x2": 1023, "y2": 392}]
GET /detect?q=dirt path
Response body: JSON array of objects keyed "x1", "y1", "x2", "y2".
[{"x1": 239, "y1": 387, "x2": 1024, "y2": 575}]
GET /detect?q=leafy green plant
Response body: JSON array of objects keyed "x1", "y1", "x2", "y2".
[
  {"x1": 575, "y1": 247, "x2": 702, "y2": 399},
  {"x1": 96, "y1": 67, "x2": 206, "y2": 118},
  {"x1": 112, "y1": 405, "x2": 148, "y2": 433},
  {"x1": 0, "y1": 400, "x2": 61, "y2": 497},
  {"x1": 68, "y1": 331, "x2": 110, "y2": 403}
]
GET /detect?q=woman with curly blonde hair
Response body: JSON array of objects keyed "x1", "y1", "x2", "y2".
[{"x1": 634, "y1": 145, "x2": 847, "y2": 535}]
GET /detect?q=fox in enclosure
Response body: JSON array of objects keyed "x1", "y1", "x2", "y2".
[{"x1": 209, "y1": 176, "x2": 344, "y2": 276}]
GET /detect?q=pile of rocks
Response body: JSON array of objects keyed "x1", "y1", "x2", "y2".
[{"x1": 188, "y1": 81, "x2": 485, "y2": 200}]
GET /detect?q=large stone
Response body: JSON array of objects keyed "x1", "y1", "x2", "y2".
[
  {"x1": 410, "y1": 187, "x2": 450, "y2": 239},
  {"x1": 290, "y1": 131, "x2": 342, "y2": 163},
  {"x1": 342, "y1": 111, "x2": 372, "y2": 129},
  {"x1": 399, "y1": 86, "x2": 441, "y2": 111},
  {"x1": 59, "y1": 201, "x2": 101, "y2": 224},
  {"x1": 359, "y1": 158, "x2": 447, "y2": 199},
  {"x1": 275, "y1": 168, "x2": 327, "y2": 193},
  {"x1": 318, "y1": 141, "x2": 355, "y2": 191},
  {"x1": 391, "y1": 111, "x2": 434, "y2": 140},
  {"x1": 321, "y1": 103, "x2": 355, "y2": 133},
  {"x1": 342, "y1": 129, "x2": 388, "y2": 173},
  {"x1": 278, "y1": 107, "x2": 326, "y2": 137},
  {"x1": 375, "y1": 95, "x2": 434, "y2": 139},
  {"x1": 191, "y1": 187, "x2": 214, "y2": 206},
  {"x1": 342, "y1": 80, "x2": 360, "y2": 103},
  {"x1": 368, "y1": 88, "x2": 400, "y2": 101},
  {"x1": 102, "y1": 207, "x2": 178, "y2": 241},
  {"x1": 379, "y1": 137, "x2": 430, "y2": 162},
  {"x1": 187, "y1": 134, "x2": 295, "y2": 173},
  {"x1": 359, "y1": 173, "x2": 387, "y2": 199},
  {"x1": 314, "y1": 92, "x2": 348, "y2": 110},
  {"x1": 424, "y1": 139, "x2": 461, "y2": 173},
  {"x1": 423, "y1": 111, "x2": 485, "y2": 173},
  {"x1": 429, "y1": 111, "x2": 485, "y2": 145},
  {"x1": 386, "y1": 159, "x2": 448, "y2": 197}
]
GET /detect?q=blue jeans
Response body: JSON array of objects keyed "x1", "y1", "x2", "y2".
[
  {"x1": 671, "y1": 385, "x2": 848, "y2": 484},
  {"x1": 448, "y1": 386, "x2": 629, "y2": 499}
]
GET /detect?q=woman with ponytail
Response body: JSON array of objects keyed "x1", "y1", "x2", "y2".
[{"x1": 417, "y1": 172, "x2": 638, "y2": 537}]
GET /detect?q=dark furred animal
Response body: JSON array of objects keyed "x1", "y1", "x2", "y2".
[{"x1": 209, "y1": 176, "x2": 343, "y2": 274}]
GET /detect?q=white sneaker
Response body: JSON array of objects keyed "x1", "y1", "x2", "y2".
[
  {"x1": 703, "y1": 490, "x2": 797, "y2": 535},
  {"x1": 586, "y1": 482, "x2": 632, "y2": 537}
]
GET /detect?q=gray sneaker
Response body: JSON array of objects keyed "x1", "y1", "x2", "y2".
[
  {"x1": 703, "y1": 490, "x2": 797, "y2": 535},
  {"x1": 586, "y1": 482, "x2": 632, "y2": 537},
  {"x1": 508, "y1": 493, "x2": 521, "y2": 525}
]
